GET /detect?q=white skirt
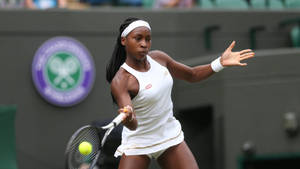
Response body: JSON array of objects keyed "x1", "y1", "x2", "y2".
[{"x1": 114, "y1": 117, "x2": 184, "y2": 157}]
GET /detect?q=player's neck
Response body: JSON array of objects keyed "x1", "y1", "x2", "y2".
[{"x1": 125, "y1": 56, "x2": 150, "y2": 72}]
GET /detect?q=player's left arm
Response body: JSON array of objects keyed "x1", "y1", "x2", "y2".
[{"x1": 149, "y1": 41, "x2": 255, "y2": 83}]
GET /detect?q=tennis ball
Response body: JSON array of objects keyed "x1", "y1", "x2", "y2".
[{"x1": 78, "y1": 141, "x2": 92, "y2": 155}]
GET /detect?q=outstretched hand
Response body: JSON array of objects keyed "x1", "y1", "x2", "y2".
[{"x1": 220, "y1": 41, "x2": 255, "y2": 67}]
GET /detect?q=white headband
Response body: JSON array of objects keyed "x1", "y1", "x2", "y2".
[{"x1": 121, "y1": 20, "x2": 151, "y2": 37}]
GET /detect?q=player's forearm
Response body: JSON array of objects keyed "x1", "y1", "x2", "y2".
[{"x1": 188, "y1": 64, "x2": 215, "y2": 83}]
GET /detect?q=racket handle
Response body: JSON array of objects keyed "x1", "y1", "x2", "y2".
[
  {"x1": 102, "y1": 112, "x2": 126, "y2": 129},
  {"x1": 112, "y1": 113, "x2": 126, "y2": 126}
]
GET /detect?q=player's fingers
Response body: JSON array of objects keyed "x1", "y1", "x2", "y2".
[
  {"x1": 226, "y1": 41, "x2": 236, "y2": 51},
  {"x1": 118, "y1": 108, "x2": 127, "y2": 114},
  {"x1": 239, "y1": 49, "x2": 252, "y2": 55},
  {"x1": 118, "y1": 105, "x2": 132, "y2": 113},
  {"x1": 124, "y1": 105, "x2": 133, "y2": 112},
  {"x1": 241, "y1": 52, "x2": 255, "y2": 59},
  {"x1": 239, "y1": 62, "x2": 247, "y2": 66},
  {"x1": 121, "y1": 110, "x2": 134, "y2": 123}
]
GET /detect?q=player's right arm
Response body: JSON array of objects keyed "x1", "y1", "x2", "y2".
[{"x1": 110, "y1": 69, "x2": 138, "y2": 131}]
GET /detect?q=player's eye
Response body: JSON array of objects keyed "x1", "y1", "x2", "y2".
[
  {"x1": 146, "y1": 37, "x2": 151, "y2": 42},
  {"x1": 135, "y1": 36, "x2": 142, "y2": 41}
]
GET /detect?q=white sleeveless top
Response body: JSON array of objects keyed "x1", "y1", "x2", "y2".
[{"x1": 114, "y1": 55, "x2": 184, "y2": 157}]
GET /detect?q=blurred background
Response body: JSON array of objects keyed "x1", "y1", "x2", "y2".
[{"x1": 1, "y1": 0, "x2": 300, "y2": 169}]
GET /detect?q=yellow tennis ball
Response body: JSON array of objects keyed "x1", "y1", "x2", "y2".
[{"x1": 78, "y1": 141, "x2": 92, "y2": 155}]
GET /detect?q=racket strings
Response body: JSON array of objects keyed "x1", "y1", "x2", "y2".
[{"x1": 67, "y1": 127, "x2": 101, "y2": 169}]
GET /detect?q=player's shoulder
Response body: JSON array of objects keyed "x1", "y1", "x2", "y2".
[
  {"x1": 149, "y1": 50, "x2": 170, "y2": 59},
  {"x1": 111, "y1": 68, "x2": 131, "y2": 90},
  {"x1": 148, "y1": 50, "x2": 172, "y2": 66}
]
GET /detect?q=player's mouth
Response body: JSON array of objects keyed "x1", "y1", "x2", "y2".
[{"x1": 138, "y1": 50, "x2": 148, "y2": 56}]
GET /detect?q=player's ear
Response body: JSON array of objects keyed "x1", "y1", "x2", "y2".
[{"x1": 121, "y1": 37, "x2": 126, "y2": 46}]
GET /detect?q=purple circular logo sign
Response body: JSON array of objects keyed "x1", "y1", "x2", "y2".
[{"x1": 32, "y1": 36, "x2": 95, "y2": 107}]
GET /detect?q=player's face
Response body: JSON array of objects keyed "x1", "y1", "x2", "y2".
[{"x1": 122, "y1": 27, "x2": 151, "y2": 61}]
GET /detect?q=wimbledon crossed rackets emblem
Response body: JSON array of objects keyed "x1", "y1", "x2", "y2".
[
  {"x1": 32, "y1": 37, "x2": 95, "y2": 107},
  {"x1": 47, "y1": 53, "x2": 81, "y2": 90}
]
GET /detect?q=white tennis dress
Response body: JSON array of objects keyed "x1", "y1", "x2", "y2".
[{"x1": 114, "y1": 55, "x2": 184, "y2": 158}]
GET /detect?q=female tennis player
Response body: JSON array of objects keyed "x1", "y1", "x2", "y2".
[{"x1": 106, "y1": 17, "x2": 254, "y2": 169}]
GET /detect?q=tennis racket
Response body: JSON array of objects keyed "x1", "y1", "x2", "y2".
[{"x1": 65, "y1": 112, "x2": 126, "y2": 169}]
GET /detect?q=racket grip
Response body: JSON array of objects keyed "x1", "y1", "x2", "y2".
[{"x1": 112, "y1": 113, "x2": 126, "y2": 126}]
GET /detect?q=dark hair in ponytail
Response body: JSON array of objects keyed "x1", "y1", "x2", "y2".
[{"x1": 106, "y1": 17, "x2": 140, "y2": 83}]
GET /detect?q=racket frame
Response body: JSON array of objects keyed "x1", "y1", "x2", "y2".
[{"x1": 65, "y1": 113, "x2": 126, "y2": 169}]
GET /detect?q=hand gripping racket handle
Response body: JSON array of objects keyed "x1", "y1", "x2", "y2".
[
  {"x1": 102, "y1": 113, "x2": 126, "y2": 129},
  {"x1": 112, "y1": 112, "x2": 126, "y2": 126}
]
